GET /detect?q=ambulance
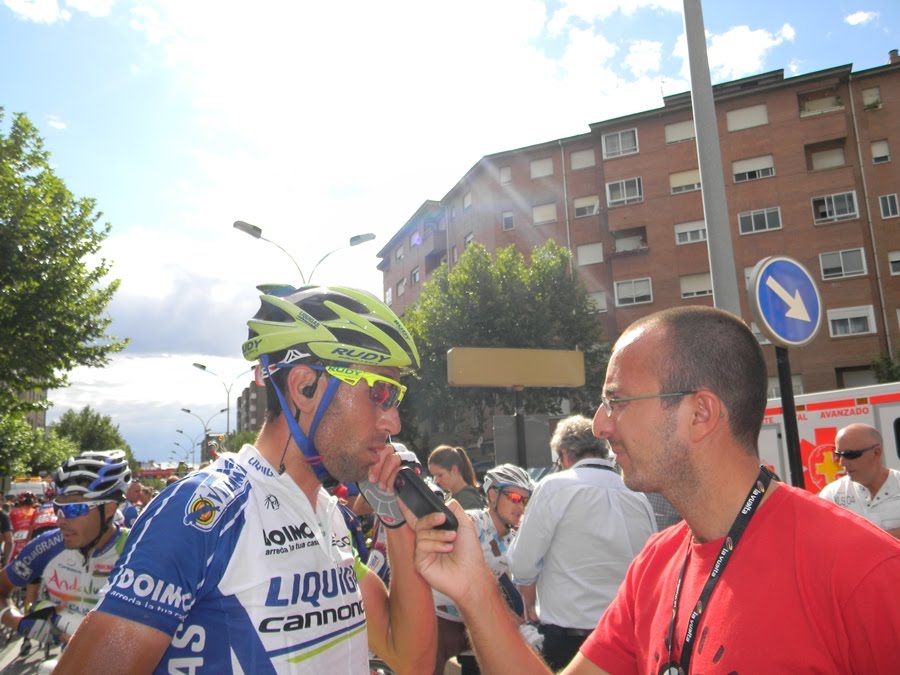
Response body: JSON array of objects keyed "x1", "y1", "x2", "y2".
[{"x1": 758, "y1": 382, "x2": 900, "y2": 492}]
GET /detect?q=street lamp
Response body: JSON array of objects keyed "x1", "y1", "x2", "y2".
[
  {"x1": 233, "y1": 220, "x2": 376, "y2": 285},
  {"x1": 181, "y1": 407, "x2": 227, "y2": 464},
  {"x1": 191, "y1": 363, "x2": 253, "y2": 439}
]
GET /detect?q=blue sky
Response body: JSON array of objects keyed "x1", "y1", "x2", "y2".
[{"x1": 2, "y1": 0, "x2": 896, "y2": 464}]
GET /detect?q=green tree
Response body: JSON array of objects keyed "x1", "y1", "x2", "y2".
[
  {"x1": 400, "y1": 241, "x2": 609, "y2": 452},
  {"x1": 872, "y1": 353, "x2": 900, "y2": 383},
  {"x1": 0, "y1": 109, "x2": 126, "y2": 418},
  {"x1": 0, "y1": 417, "x2": 76, "y2": 477},
  {"x1": 51, "y1": 406, "x2": 136, "y2": 468}
]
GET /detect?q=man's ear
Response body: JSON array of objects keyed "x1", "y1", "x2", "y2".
[
  {"x1": 687, "y1": 389, "x2": 724, "y2": 443},
  {"x1": 286, "y1": 365, "x2": 320, "y2": 413}
]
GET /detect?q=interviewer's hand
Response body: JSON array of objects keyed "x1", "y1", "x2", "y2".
[{"x1": 401, "y1": 499, "x2": 495, "y2": 606}]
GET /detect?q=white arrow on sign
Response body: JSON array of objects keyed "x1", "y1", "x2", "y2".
[{"x1": 765, "y1": 276, "x2": 810, "y2": 322}]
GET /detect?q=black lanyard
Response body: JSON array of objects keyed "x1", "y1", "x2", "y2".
[{"x1": 659, "y1": 466, "x2": 773, "y2": 675}]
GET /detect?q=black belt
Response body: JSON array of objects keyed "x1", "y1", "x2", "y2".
[{"x1": 541, "y1": 624, "x2": 593, "y2": 637}]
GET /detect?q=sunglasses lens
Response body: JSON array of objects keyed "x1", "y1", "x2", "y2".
[
  {"x1": 838, "y1": 451, "x2": 862, "y2": 460},
  {"x1": 369, "y1": 380, "x2": 401, "y2": 410},
  {"x1": 504, "y1": 492, "x2": 528, "y2": 505},
  {"x1": 55, "y1": 503, "x2": 90, "y2": 518}
]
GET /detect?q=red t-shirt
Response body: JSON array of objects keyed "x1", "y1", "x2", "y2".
[
  {"x1": 9, "y1": 506, "x2": 35, "y2": 558},
  {"x1": 582, "y1": 484, "x2": 900, "y2": 674}
]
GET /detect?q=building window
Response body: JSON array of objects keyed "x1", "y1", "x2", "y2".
[
  {"x1": 799, "y1": 89, "x2": 843, "y2": 116},
  {"x1": 738, "y1": 207, "x2": 782, "y2": 235},
  {"x1": 881, "y1": 194, "x2": 899, "y2": 219},
  {"x1": 827, "y1": 305, "x2": 875, "y2": 337},
  {"x1": 862, "y1": 86, "x2": 882, "y2": 110},
  {"x1": 385, "y1": 287, "x2": 392, "y2": 306},
  {"x1": 530, "y1": 157, "x2": 553, "y2": 179},
  {"x1": 396, "y1": 278, "x2": 406, "y2": 297},
  {"x1": 587, "y1": 291, "x2": 607, "y2": 313},
  {"x1": 726, "y1": 104, "x2": 768, "y2": 131},
  {"x1": 573, "y1": 195, "x2": 599, "y2": 218},
  {"x1": 733, "y1": 155, "x2": 774, "y2": 183},
  {"x1": 674, "y1": 220, "x2": 707, "y2": 245},
  {"x1": 464, "y1": 232, "x2": 474, "y2": 247},
  {"x1": 571, "y1": 149, "x2": 596, "y2": 170},
  {"x1": 502, "y1": 211, "x2": 514, "y2": 231},
  {"x1": 606, "y1": 177, "x2": 643, "y2": 207},
  {"x1": 812, "y1": 191, "x2": 858, "y2": 224},
  {"x1": 411, "y1": 267, "x2": 420, "y2": 285},
  {"x1": 680, "y1": 272, "x2": 713, "y2": 298},
  {"x1": 499, "y1": 166, "x2": 511, "y2": 184},
  {"x1": 820, "y1": 248, "x2": 865, "y2": 280},
  {"x1": 410, "y1": 231, "x2": 422, "y2": 248},
  {"x1": 615, "y1": 278, "x2": 652, "y2": 306},
  {"x1": 888, "y1": 251, "x2": 900, "y2": 275},
  {"x1": 395, "y1": 245, "x2": 404, "y2": 261},
  {"x1": 602, "y1": 129, "x2": 638, "y2": 158},
  {"x1": 576, "y1": 243, "x2": 603, "y2": 266},
  {"x1": 463, "y1": 192, "x2": 472, "y2": 211},
  {"x1": 532, "y1": 202, "x2": 557, "y2": 225},
  {"x1": 807, "y1": 140, "x2": 846, "y2": 171},
  {"x1": 665, "y1": 119, "x2": 695, "y2": 144},
  {"x1": 669, "y1": 169, "x2": 701, "y2": 194},
  {"x1": 872, "y1": 140, "x2": 891, "y2": 164}
]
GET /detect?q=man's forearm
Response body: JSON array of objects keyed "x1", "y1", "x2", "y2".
[
  {"x1": 385, "y1": 525, "x2": 437, "y2": 672},
  {"x1": 457, "y1": 566, "x2": 549, "y2": 675}
]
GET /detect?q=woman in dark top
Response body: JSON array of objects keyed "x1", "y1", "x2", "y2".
[{"x1": 427, "y1": 445, "x2": 485, "y2": 510}]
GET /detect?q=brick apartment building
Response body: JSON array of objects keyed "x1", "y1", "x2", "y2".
[
  {"x1": 378, "y1": 50, "x2": 900, "y2": 397},
  {"x1": 236, "y1": 381, "x2": 267, "y2": 435}
]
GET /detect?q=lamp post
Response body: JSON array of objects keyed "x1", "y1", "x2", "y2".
[
  {"x1": 176, "y1": 428, "x2": 203, "y2": 467},
  {"x1": 180, "y1": 407, "x2": 227, "y2": 465},
  {"x1": 191, "y1": 364, "x2": 253, "y2": 440},
  {"x1": 233, "y1": 220, "x2": 376, "y2": 285}
]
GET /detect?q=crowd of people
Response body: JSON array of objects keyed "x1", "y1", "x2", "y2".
[{"x1": 2, "y1": 286, "x2": 896, "y2": 673}]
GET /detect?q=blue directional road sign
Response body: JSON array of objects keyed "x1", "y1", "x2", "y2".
[{"x1": 748, "y1": 256, "x2": 822, "y2": 348}]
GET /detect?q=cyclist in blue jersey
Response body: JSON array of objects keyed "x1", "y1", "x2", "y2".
[
  {"x1": 0, "y1": 451, "x2": 131, "y2": 645},
  {"x1": 57, "y1": 284, "x2": 436, "y2": 674}
]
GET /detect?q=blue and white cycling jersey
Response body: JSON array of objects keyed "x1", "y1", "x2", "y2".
[
  {"x1": 5, "y1": 526, "x2": 128, "y2": 636},
  {"x1": 97, "y1": 445, "x2": 369, "y2": 674}
]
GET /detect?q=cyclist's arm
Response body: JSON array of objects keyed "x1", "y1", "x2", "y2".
[
  {"x1": 0, "y1": 569, "x2": 24, "y2": 632},
  {"x1": 362, "y1": 522, "x2": 435, "y2": 674},
  {"x1": 53, "y1": 610, "x2": 171, "y2": 675}
]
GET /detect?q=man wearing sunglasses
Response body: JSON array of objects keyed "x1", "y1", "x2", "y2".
[
  {"x1": 58, "y1": 285, "x2": 435, "y2": 674},
  {"x1": 819, "y1": 423, "x2": 900, "y2": 538},
  {"x1": 0, "y1": 450, "x2": 131, "y2": 650},
  {"x1": 507, "y1": 414, "x2": 656, "y2": 671}
]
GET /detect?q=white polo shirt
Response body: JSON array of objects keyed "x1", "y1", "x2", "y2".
[{"x1": 818, "y1": 469, "x2": 900, "y2": 532}]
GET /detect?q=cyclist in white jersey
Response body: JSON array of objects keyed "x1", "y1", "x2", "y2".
[
  {"x1": 57, "y1": 285, "x2": 436, "y2": 674},
  {"x1": 0, "y1": 450, "x2": 131, "y2": 643}
]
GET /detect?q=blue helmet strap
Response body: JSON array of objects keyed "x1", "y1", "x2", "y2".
[{"x1": 260, "y1": 354, "x2": 340, "y2": 484}]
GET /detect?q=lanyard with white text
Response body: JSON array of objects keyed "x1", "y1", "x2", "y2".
[{"x1": 660, "y1": 465, "x2": 773, "y2": 675}]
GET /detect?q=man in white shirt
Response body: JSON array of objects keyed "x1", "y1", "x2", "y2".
[
  {"x1": 819, "y1": 423, "x2": 900, "y2": 538},
  {"x1": 507, "y1": 415, "x2": 657, "y2": 670}
]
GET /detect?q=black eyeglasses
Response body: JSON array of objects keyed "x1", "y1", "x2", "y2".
[
  {"x1": 834, "y1": 444, "x2": 878, "y2": 460},
  {"x1": 599, "y1": 391, "x2": 696, "y2": 417}
]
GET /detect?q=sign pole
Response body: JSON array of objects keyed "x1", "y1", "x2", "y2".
[
  {"x1": 775, "y1": 346, "x2": 804, "y2": 488},
  {"x1": 513, "y1": 387, "x2": 527, "y2": 468}
]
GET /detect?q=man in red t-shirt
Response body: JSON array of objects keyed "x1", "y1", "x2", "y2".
[
  {"x1": 9, "y1": 493, "x2": 37, "y2": 560},
  {"x1": 409, "y1": 307, "x2": 900, "y2": 675}
]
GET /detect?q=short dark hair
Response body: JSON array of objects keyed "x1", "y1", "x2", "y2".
[
  {"x1": 627, "y1": 306, "x2": 767, "y2": 453},
  {"x1": 550, "y1": 415, "x2": 608, "y2": 460}
]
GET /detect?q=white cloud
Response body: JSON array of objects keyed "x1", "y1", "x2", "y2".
[
  {"x1": 675, "y1": 23, "x2": 796, "y2": 82},
  {"x1": 4, "y1": 0, "x2": 71, "y2": 23},
  {"x1": 844, "y1": 11, "x2": 878, "y2": 26},
  {"x1": 46, "y1": 113, "x2": 66, "y2": 129},
  {"x1": 625, "y1": 39, "x2": 663, "y2": 77},
  {"x1": 547, "y1": 0, "x2": 682, "y2": 35},
  {"x1": 65, "y1": 0, "x2": 112, "y2": 16}
]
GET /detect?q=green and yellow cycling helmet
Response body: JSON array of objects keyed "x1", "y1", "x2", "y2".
[{"x1": 242, "y1": 284, "x2": 420, "y2": 371}]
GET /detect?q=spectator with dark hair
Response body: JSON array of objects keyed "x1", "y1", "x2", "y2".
[
  {"x1": 428, "y1": 445, "x2": 484, "y2": 509},
  {"x1": 508, "y1": 414, "x2": 656, "y2": 670}
]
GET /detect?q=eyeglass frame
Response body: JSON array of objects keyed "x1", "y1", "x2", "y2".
[
  {"x1": 53, "y1": 500, "x2": 116, "y2": 519},
  {"x1": 599, "y1": 391, "x2": 697, "y2": 418},
  {"x1": 834, "y1": 444, "x2": 879, "y2": 460},
  {"x1": 309, "y1": 364, "x2": 407, "y2": 411}
]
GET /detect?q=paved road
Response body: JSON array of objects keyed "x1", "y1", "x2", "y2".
[{"x1": 0, "y1": 631, "x2": 60, "y2": 675}]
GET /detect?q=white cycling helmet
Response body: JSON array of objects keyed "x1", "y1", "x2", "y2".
[
  {"x1": 55, "y1": 450, "x2": 132, "y2": 501},
  {"x1": 482, "y1": 464, "x2": 534, "y2": 495}
]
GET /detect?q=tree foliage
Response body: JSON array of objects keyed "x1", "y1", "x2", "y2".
[
  {"x1": 0, "y1": 415, "x2": 78, "y2": 477},
  {"x1": 872, "y1": 353, "x2": 900, "y2": 383},
  {"x1": 400, "y1": 241, "x2": 609, "y2": 452},
  {"x1": 51, "y1": 406, "x2": 136, "y2": 468},
  {"x1": 0, "y1": 109, "x2": 127, "y2": 417}
]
